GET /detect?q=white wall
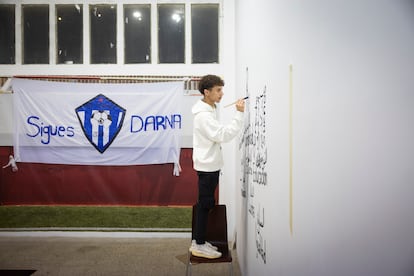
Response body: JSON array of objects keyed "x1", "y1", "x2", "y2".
[{"x1": 235, "y1": 1, "x2": 414, "y2": 275}]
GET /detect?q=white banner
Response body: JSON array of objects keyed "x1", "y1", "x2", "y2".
[{"x1": 12, "y1": 78, "x2": 183, "y2": 167}]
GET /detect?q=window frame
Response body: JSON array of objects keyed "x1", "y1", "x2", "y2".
[
  {"x1": 0, "y1": 4, "x2": 16, "y2": 64},
  {"x1": 0, "y1": 0, "x2": 222, "y2": 76},
  {"x1": 56, "y1": 4, "x2": 84, "y2": 64},
  {"x1": 157, "y1": 3, "x2": 186, "y2": 64},
  {"x1": 191, "y1": 3, "x2": 220, "y2": 64},
  {"x1": 22, "y1": 4, "x2": 50, "y2": 64},
  {"x1": 89, "y1": 4, "x2": 118, "y2": 64},
  {"x1": 124, "y1": 4, "x2": 152, "y2": 64}
]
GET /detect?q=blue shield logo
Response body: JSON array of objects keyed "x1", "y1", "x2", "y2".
[{"x1": 75, "y1": 94, "x2": 126, "y2": 153}]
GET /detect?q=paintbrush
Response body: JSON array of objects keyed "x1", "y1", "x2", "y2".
[{"x1": 223, "y1": 96, "x2": 249, "y2": 108}]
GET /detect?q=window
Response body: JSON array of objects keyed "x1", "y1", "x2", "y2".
[
  {"x1": 56, "y1": 5, "x2": 83, "y2": 64},
  {"x1": 124, "y1": 4, "x2": 151, "y2": 64},
  {"x1": 191, "y1": 4, "x2": 219, "y2": 63},
  {"x1": 90, "y1": 5, "x2": 117, "y2": 64},
  {"x1": 1, "y1": 2, "x2": 221, "y2": 67},
  {"x1": 0, "y1": 5, "x2": 15, "y2": 64},
  {"x1": 23, "y1": 5, "x2": 49, "y2": 64},
  {"x1": 158, "y1": 4, "x2": 185, "y2": 63}
]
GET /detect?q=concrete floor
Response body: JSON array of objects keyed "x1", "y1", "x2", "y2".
[{"x1": 0, "y1": 233, "x2": 241, "y2": 276}]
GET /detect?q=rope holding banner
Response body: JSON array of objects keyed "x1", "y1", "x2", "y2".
[
  {"x1": 2, "y1": 155, "x2": 18, "y2": 172},
  {"x1": 173, "y1": 163, "x2": 182, "y2": 176}
]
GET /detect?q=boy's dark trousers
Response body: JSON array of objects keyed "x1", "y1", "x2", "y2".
[{"x1": 194, "y1": 170, "x2": 220, "y2": 244}]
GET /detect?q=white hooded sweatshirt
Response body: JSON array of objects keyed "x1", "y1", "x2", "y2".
[{"x1": 192, "y1": 99, "x2": 244, "y2": 172}]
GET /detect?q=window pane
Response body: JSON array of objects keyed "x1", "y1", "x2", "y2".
[
  {"x1": 56, "y1": 5, "x2": 83, "y2": 64},
  {"x1": 158, "y1": 4, "x2": 185, "y2": 63},
  {"x1": 124, "y1": 4, "x2": 151, "y2": 64},
  {"x1": 192, "y1": 4, "x2": 219, "y2": 63},
  {"x1": 90, "y1": 5, "x2": 116, "y2": 64},
  {"x1": 0, "y1": 5, "x2": 15, "y2": 64},
  {"x1": 23, "y1": 5, "x2": 49, "y2": 64}
]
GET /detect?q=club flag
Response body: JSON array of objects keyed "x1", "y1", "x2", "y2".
[{"x1": 12, "y1": 78, "x2": 183, "y2": 169}]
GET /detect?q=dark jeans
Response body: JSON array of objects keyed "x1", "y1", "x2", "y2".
[{"x1": 194, "y1": 170, "x2": 220, "y2": 245}]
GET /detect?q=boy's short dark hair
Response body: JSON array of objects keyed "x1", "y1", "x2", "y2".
[{"x1": 198, "y1": 75, "x2": 225, "y2": 94}]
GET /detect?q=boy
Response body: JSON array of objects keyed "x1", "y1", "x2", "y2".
[{"x1": 190, "y1": 74, "x2": 245, "y2": 259}]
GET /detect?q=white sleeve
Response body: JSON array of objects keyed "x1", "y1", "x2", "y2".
[{"x1": 201, "y1": 111, "x2": 244, "y2": 143}]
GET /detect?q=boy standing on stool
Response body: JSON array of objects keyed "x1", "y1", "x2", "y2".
[{"x1": 189, "y1": 74, "x2": 245, "y2": 259}]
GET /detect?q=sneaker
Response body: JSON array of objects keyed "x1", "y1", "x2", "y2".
[
  {"x1": 191, "y1": 243, "x2": 222, "y2": 259},
  {"x1": 189, "y1": 240, "x2": 218, "y2": 252}
]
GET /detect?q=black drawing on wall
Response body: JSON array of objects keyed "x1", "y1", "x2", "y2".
[
  {"x1": 256, "y1": 204, "x2": 266, "y2": 263},
  {"x1": 239, "y1": 70, "x2": 267, "y2": 264}
]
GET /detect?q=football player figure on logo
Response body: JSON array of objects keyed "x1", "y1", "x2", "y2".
[{"x1": 91, "y1": 110, "x2": 112, "y2": 147}]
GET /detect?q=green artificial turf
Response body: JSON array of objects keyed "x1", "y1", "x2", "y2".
[{"x1": 0, "y1": 206, "x2": 191, "y2": 230}]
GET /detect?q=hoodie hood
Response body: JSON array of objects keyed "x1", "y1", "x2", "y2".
[{"x1": 191, "y1": 99, "x2": 215, "y2": 115}]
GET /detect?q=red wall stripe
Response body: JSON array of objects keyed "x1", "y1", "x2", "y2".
[{"x1": 0, "y1": 147, "x2": 201, "y2": 206}]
